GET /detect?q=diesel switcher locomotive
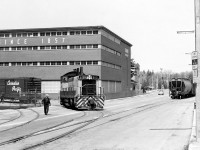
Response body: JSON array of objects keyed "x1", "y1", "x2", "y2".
[{"x1": 60, "y1": 67, "x2": 105, "y2": 110}]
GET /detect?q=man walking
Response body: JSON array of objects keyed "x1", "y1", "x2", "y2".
[{"x1": 42, "y1": 94, "x2": 51, "y2": 115}]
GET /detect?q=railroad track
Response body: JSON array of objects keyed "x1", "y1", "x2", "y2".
[
  {"x1": 0, "y1": 111, "x2": 87, "y2": 147},
  {"x1": 0, "y1": 109, "x2": 22, "y2": 126},
  {"x1": 0, "y1": 100, "x2": 171, "y2": 150},
  {"x1": 0, "y1": 108, "x2": 39, "y2": 133}
]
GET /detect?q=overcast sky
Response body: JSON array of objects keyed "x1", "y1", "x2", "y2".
[{"x1": 0, "y1": 0, "x2": 195, "y2": 73}]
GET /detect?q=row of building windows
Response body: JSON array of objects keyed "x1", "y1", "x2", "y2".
[
  {"x1": 0, "y1": 61, "x2": 121, "y2": 69},
  {"x1": 0, "y1": 30, "x2": 121, "y2": 45},
  {"x1": 0, "y1": 30, "x2": 99, "y2": 38},
  {"x1": 101, "y1": 45, "x2": 121, "y2": 56},
  {"x1": 0, "y1": 44, "x2": 99, "y2": 51},
  {"x1": 101, "y1": 30, "x2": 121, "y2": 44},
  {"x1": 0, "y1": 45, "x2": 121, "y2": 56}
]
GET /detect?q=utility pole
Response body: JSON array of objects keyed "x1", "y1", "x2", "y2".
[
  {"x1": 160, "y1": 68, "x2": 163, "y2": 89},
  {"x1": 195, "y1": 0, "x2": 200, "y2": 140}
]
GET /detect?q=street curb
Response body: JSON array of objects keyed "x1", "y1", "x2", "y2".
[{"x1": 188, "y1": 109, "x2": 197, "y2": 150}]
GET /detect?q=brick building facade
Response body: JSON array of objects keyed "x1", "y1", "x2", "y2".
[{"x1": 0, "y1": 26, "x2": 132, "y2": 99}]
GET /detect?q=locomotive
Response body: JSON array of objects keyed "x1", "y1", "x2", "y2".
[
  {"x1": 169, "y1": 78, "x2": 196, "y2": 99},
  {"x1": 60, "y1": 67, "x2": 105, "y2": 110}
]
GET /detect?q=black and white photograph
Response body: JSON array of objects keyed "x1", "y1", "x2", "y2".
[{"x1": 0, "y1": 0, "x2": 199, "y2": 150}]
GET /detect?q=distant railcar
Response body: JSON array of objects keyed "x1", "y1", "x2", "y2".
[
  {"x1": 0, "y1": 77, "x2": 41, "y2": 103},
  {"x1": 60, "y1": 67, "x2": 105, "y2": 110},
  {"x1": 169, "y1": 78, "x2": 196, "y2": 99}
]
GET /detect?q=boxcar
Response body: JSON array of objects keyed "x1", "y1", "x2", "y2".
[{"x1": 0, "y1": 77, "x2": 41, "y2": 103}]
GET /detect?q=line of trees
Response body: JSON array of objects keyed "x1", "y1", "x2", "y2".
[{"x1": 139, "y1": 70, "x2": 193, "y2": 90}]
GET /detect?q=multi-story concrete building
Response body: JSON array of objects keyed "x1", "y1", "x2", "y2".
[{"x1": 0, "y1": 26, "x2": 132, "y2": 99}]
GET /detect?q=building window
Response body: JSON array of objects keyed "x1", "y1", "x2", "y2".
[
  {"x1": 70, "y1": 61, "x2": 74, "y2": 65},
  {"x1": 33, "y1": 46, "x2": 38, "y2": 50},
  {"x1": 51, "y1": 46, "x2": 56, "y2": 49},
  {"x1": 17, "y1": 62, "x2": 21, "y2": 66},
  {"x1": 63, "y1": 32, "x2": 67, "y2": 35},
  {"x1": 70, "y1": 31, "x2": 75, "y2": 35},
  {"x1": 33, "y1": 33, "x2": 38, "y2": 36},
  {"x1": 51, "y1": 62, "x2": 56, "y2": 65},
  {"x1": 87, "y1": 61, "x2": 92, "y2": 65},
  {"x1": 17, "y1": 33, "x2": 21, "y2": 37},
  {"x1": 81, "y1": 61, "x2": 86, "y2": 65},
  {"x1": 57, "y1": 62, "x2": 61, "y2": 65},
  {"x1": 28, "y1": 33, "x2": 33, "y2": 37},
  {"x1": 0, "y1": 34, "x2": 4, "y2": 37},
  {"x1": 81, "y1": 45, "x2": 86, "y2": 49},
  {"x1": 17, "y1": 47, "x2": 21, "y2": 51},
  {"x1": 28, "y1": 47, "x2": 33, "y2": 50},
  {"x1": 62, "y1": 61, "x2": 67, "y2": 65},
  {"x1": 11, "y1": 47, "x2": 16, "y2": 51},
  {"x1": 57, "y1": 46, "x2": 61, "y2": 49},
  {"x1": 33, "y1": 62, "x2": 37, "y2": 66},
  {"x1": 40, "y1": 46, "x2": 45, "y2": 50},
  {"x1": 75, "y1": 45, "x2": 80, "y2": 49},
  {"x1": 57, "y1": 32, "x2": 62, "y2": 36},
  {"x1": 5, "y1": 34, "x2": 9, "y2": 37},
  {"x1": 22, "y1": 33, "x2": 27, "y2": 37},
  {"x1": 51, "y1": 32, "x2": 56, "y2": 36},
  {"x1": 62, "y1": 45, "x2": 68, "y2": 49},
  {"x1": 93, "y1": 30, "x2": 98, "y2": 34},
  {"x1": 93, "y1": 61, "x2": 98, "y2": 65},
  {"x1": 46, "y1": 46, "x2": 50, "y2": 50},
  {"x1": 22, "y1": 47, "x2": 27, "y2": 50},
  {"x1": 93, "y1": 44, "x2": 98, "y2": 48},
  {"x1": 87, "y1": 45, "x2": 92, "y2": 48},
  {"x1": 70, "y1": 45, "x2": 75, "y2": 49},
  {"x1": 27, "y1": 62, "x2": 33, "y2": 66},
  {"x1": 12, "y1": 33, "x2": 17, "y2": 37},
  {"x1": 75, "y1": 31, "x2": 80, "y2": 35},
  {"x1": 46, "y1": 32, "x2": 50, "y2": 36},
  {"x1": 45, "y1": 62, "x2": 50, "y2": 66},
  {"x1": 40, "y1": 32, "x2": 45, "y2": 36},
  {"x1": 11, "y1": 62, "x2": 16, "y2": 66},
  {"x1": 5, "y1": 47, "x2": 9, "y2": 51},
  {"x1": 87, "y1": 31, "x2": 92, "y2": 35},
  {"x1": 75, "y1": 61, "x2": 80, "y2": 65},
  {"x1": 40, "y1": 62, "x2": 45, "y2": 66},
  {"x1": 81, "y1": 31, "x2": 86, "y2": 35}
]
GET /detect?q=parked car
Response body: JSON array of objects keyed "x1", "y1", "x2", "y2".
[{"x1": 158, "y1": 90, "x2": 164, "y2": 95}]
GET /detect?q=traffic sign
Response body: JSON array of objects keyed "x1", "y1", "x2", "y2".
[
  {"x1": 193, "y1": 69, "x2": 198, "y2": 78},
  {"x1": 192, "y1": 51, "x2": 198, "y2": 59},
  {"x1": 191, "y1": 51, "x2": 198, "y2": 79}
]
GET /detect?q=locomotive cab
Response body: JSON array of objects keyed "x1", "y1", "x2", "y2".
[{"x1": 82, "y1": 79, "x2": 96, "y2": 95}]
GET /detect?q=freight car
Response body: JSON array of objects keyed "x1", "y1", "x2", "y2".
[
  {"x1": 60, "y1": 67, "x2": 105, "y2": 110},
  {"x1": 0, "y1": 77, "x2": 41, "y2": 103},
  {"x1": 169, "y1": 78, "x2": 196, "y2": 99}
]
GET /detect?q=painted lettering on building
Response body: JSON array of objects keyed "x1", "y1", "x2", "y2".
[{"x1": 0, "y1": 37, "x2": 66, "y2": 46}]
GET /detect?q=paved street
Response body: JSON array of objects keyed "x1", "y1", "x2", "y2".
[{"x1": 0, "y1": 91, "x2": 194, "y2": 150}]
